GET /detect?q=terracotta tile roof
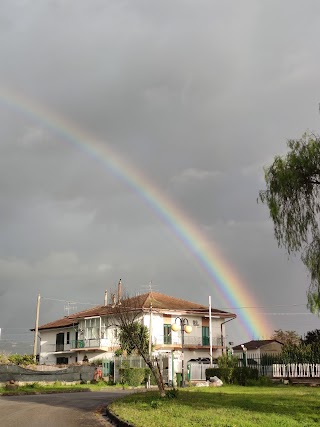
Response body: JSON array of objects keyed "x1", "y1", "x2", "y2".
[
  {"x1": 37, "y1": 291, "x2": 235, "y2": 330},
  {"x1": 233, "y1": 340, "x2": 283, "y2": 351}
]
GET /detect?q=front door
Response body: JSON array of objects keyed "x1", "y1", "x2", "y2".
[
  {"x1": 202, "y1": 326, "x2": 209, "y2": 346},
  {"x1": 56, "y1": 332, "x2": 64, "y2": 351}
]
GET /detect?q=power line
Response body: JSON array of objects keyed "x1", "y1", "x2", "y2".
[
  {"x1": 258, "y1": 312, "x2": 315, "y2": 316},
  {"x1": 218, "y1": 303, "x2": 307, "y2": 310},
  {"x1": 41, "y1": 296, "x2": 98, "y2": 306}
]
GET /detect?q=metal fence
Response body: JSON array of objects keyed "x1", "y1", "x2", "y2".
[
  {"x1": 103, "y1": 353, "x2": 320, "y2": 383},
  {"x1": 109, "y1": 355, "x2": 169, "y2": 383},
  {"x1": 235, "y1": 353, "x2": 320, "y2": 378}
]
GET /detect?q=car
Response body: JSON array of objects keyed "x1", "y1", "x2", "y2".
[{"x1": 187, "y1": 357, "x2": 211, "y2": 364}]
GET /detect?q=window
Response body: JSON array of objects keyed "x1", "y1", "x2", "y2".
[
  {"x1": 84, "y1": 317, "x2": 100, "y2": 339},
  {"x1": 164, "y1": 324, "x2": 172, "y2": 344},
  {"x1": 56, "y1": 357, "x2": 68, "y2": 365},
  {"x1": 100, "y1": 320, "x2": 108, "y2": 339},
  {"x1": 66, "y1": 332, "x2": 70, "y2": 344},
  {"x1": 202, "y1": 326, "x2": 209, "y2": 346}
]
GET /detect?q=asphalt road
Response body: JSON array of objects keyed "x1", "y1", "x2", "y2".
[{"x1": 0, "y1": 390, "x2": 131, "y2": 427}]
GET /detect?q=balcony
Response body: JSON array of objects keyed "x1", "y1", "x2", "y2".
[
  {"x1": 71, "y1": 339, "x2": 108, "y2": 350},
  {"x1": 180, "y1": 335, "x2": 222, "y2": 347},
  {"x1": 156, "y1": 334, "x2": 223, "y2": 348},
  {"x1": 56, "y1": 343, "x2": 65, "y2": 352}
]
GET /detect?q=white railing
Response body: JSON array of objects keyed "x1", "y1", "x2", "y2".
[
  {"x1": 273, "y1": 364, "x2": 320, "y2": 378},
  {"x1": 157, "y1": 334, "x2": 222, "y2": 346},
  {"x1": 71, "y1": 339, "x2": 103, "y2": 349}
]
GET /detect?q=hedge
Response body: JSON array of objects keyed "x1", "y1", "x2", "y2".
[
  {"x1": 119, "y1": 367, "x2": 148, "y2": 387},
  {"x1": 205, "y1": 367, "x2": 259, "y2": 385}
]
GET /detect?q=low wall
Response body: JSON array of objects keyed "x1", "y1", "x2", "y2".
[{"x1": 0, "y1": 365, "x2": 96, "y2": 385}]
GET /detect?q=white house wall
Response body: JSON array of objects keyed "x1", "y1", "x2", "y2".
[
  {"x1": 39, "y1": 328, "x2": 77, "y2": 365},
  {"x1": 39, "y1": 311, "x2": 232, "y2": 365}
]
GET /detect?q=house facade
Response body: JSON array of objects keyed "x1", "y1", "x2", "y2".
[{"x1": 37, "y1": 290, "x2": 236, "y2": 365}]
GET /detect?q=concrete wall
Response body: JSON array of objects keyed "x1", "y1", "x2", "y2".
[{"x1": 0, "y1": 365, "x2": 96, "y2": 385}]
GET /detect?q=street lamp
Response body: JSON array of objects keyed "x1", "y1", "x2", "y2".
[
  {"x1": 171, "y1": 317, "x2": 192, "y2": 387},
  {"x1": 241, "y1": 344, "x2": 247, "y2": 367}
]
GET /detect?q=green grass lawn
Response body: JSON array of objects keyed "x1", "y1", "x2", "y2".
[
  {"x1": 0, "y1": 381, "x2": 119, "y2": 395},
  {"x1": 109, "y1": 385, "x2": 320, "y2": 427}
]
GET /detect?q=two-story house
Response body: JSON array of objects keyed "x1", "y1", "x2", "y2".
[{"x1": 37, "y1": 290, "x2": 236, "y2": 365}]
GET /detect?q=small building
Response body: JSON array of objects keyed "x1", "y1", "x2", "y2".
[
  {"x1": 232, "y1": 340, "x2": 283, "y2": 365},
  {"x1": 36, "y1": 288, "x2": 236, "y2": 365}
]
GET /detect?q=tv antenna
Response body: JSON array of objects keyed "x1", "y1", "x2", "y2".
[
  {"x1": 64, "y1": 302, "x2": 77, "y2": 316},
  {"x1": 140, "y1": 280, "x2": 159, "y2": 293}
]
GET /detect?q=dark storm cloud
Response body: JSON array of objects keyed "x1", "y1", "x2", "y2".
[{"x1": 1, "y1": 1, "x2": 320, "y2": 346}]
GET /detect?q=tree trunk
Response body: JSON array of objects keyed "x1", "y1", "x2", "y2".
[{"x1": 146, "y1": 359, "x2": 166, "y2": 397}]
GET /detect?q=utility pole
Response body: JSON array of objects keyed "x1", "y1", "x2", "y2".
[
  {"x1": 147, "y1": 303, "x2": 153, "y2": 388},
  {"x1": 33, "y1": 294, "x2": 41, "y2": 362},
  {"x1": 149, "y1": 303, "x2": 153, "y2": 355},
  {"x1": 209, "y1": 296, "x2": 213, "y2": 366}
]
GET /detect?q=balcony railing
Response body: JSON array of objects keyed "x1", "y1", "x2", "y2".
[
  {"x1": 154, "y1": 335, "x2": 223, "y2": 347},
  {"x1": 71, "y1": 339, "x2": 108, "y2": 349},
  {"x1": 56, "y1": 344, "x2": 64, "y2": 352}
]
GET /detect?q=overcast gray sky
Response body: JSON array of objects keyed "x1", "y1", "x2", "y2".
[{"x1": 1, "y1": 0, "x2": 320, "y2": 351}]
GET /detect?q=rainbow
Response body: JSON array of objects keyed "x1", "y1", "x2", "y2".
[{"x1": 0, "y1": 88, "x2": 272, "y2": 341}]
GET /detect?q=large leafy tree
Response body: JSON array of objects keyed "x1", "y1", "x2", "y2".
[
  {"x1": 303, "y1": 329, "x2": 320, "y2": 345},
  {"x1": 259, "y1": 132, "x2": 320, "y2": 313},
  {"x1": 271, "y1": 329, "x2": 301, "y2": 346},
  {"x1": 119, "y1": 321, "x2": 149, "y2": 356}
]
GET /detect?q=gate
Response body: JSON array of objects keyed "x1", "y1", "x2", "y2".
[
  {"x1": 188, "y1": 362, "x2": 208, "y2": 381},
  {"x1": 102, "y1": 360, "x2": 114, "y2": 377}
]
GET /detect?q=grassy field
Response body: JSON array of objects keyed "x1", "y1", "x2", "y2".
[{"x1": 109, "y1": 385, "x2": 320, "y2": 427}]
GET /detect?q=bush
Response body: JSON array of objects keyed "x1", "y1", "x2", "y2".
[
  {"x1": 8, "y1": 354, "x2": 36, "y2": 366},
  {"x1": 165, "y1": 388, "x2": 179, "y2": 399},
  {"x1": 205, "y1": 353, "x2": 240, "y2": 384},
  {"x1": 119, "y1": 367, "x2": 146, "y2": 387},
  {"x1": 90, "y1": 358, "x2": 103, "y2": 366},
  {"x1": 233, "y1": 367, "x2": 259, "y2": 386},
  {"x1": 0, "y1": 352, "x2": 10, "y2": 364},
  {"x1": 206, "y1": 368, "x2": 233, "y2": 384},
  {"x1": 205, "y1": 366, "x2": 259, "y2": 385}
]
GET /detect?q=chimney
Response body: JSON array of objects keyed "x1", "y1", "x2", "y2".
[
  {"x1": 104, "y1": 290, "x2": 108, "y2": 306},
  {"x1": 118, "y1": 279, "x2": 122, "y2": 304},
  {"x1": 111, "y1": 293, "x2": 116, "y2": 308}
]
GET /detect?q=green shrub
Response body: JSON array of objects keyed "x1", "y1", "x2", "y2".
[
  {"x1": 205, "y1": 353, "x2": 240, "y2": 384},
  {"x1": 205, "y1": 366, "x2": 259, "y2": 385},
  {"x1": 165, "y1": 388, "x2": 179, "y2": 399},
  {"x1": 8, "y1": 354, "x2": 36, "y2": 366},
  {"x1": 90, "y1": 358, "x2": 103, "y2": 366},
  {"x1": 233, "y1": 367, "x2": 259, "y2": 386},
  {"x1": 205, "y1": 368, "x2": 233, "y2": 384},
  {"x1": 28, "y1": 382, "x2": 40, "y2": 389},
  {"x1": 119, "y1": 367, "x2": 146, "y2": 387},
  {"x1": 150, "y1": 400, "x2": 163, "y2": 409}
]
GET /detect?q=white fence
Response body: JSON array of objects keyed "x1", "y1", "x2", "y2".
[{"x1": 273, "y1": 364, "x2": 320, "y2": 378}]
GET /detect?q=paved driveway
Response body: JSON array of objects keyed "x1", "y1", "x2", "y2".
[{"x1": 0, "y1": 390, "x2": 131, "y2": 427}]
